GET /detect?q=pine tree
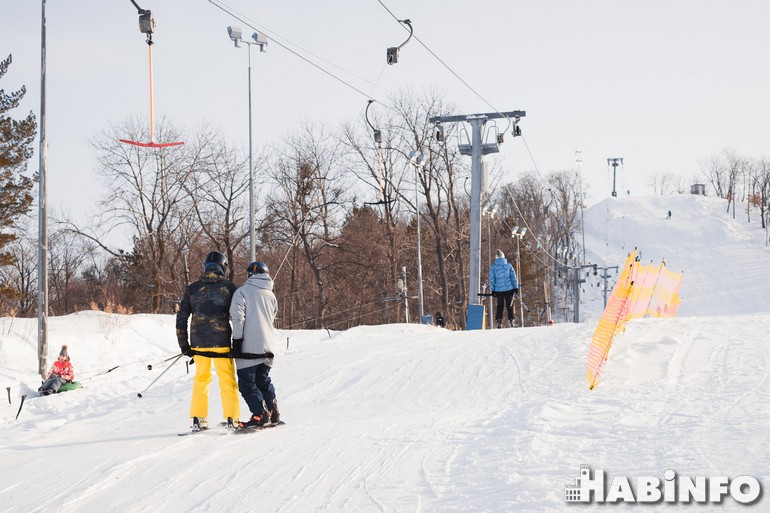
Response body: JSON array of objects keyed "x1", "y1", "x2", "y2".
[{"x1": 0, "y1": 54, "x2": 37, "y2": 301}]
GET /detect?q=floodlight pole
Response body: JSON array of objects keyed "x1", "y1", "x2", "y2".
[
  {"x1": 246, "y1": 43, "x2": 255, "y2": 262},
  {"x1": 38, "y1": 0, "x2": 49, "y2": 379},
  {"x1": 485, "y1": 211, "x2": 493, "y2": 329},
  {"x1": 428, "y1": 110, "x2": 525, "y2": 308},
  {"x1": 229, "y1": 29, "x2": 267, "y2": 262},
  {"x1": 408, "y1": 153, "x2": 426, "y2": 321},
  {"x1": 607, "y1": 157, "x2": 623, "y2": 198},
  {"x1": 482, "y1": 205, "x2": 496, "y2": 329},
  {"x1": 512, "y1": 229, "x2": 525, "y2": 327}
]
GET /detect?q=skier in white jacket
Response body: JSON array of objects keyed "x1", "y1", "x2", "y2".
[{"x1": 229, "y1": 261, "x2": 280, "y2": 428}]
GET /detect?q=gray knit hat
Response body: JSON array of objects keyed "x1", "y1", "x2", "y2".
[
  {"x1": 495, "y1": 249, "x2": 505, "y2": 259},
  {"x1": 59, "y1": 345, "x2": 69, "y2": 359}
]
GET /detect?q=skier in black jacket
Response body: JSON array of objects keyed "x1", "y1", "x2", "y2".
[{"x1": 176, "y1": 251, "x2": 239, "y2": 431}]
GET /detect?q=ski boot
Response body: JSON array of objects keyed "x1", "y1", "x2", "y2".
[
  {"x1": 238, "y1": 401, "x2": 270, "y2": 428},
  {"x1": 269, "y1": 399, "x2": 280, "y2": 425},
  {"x1": 192, "y1": 417, "x2": 208, "y2": 432}
]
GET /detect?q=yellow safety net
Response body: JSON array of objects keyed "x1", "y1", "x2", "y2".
[{"x1": 587, "y1": 250, "x2": 683, "y2": 389}]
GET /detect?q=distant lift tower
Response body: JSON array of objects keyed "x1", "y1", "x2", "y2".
[
  {"x1": 607, "y1": 157, "x2": 623, "y2": 197},
  {"x1": 428, "y1": 110, "x2": 526, "y2": 307}
]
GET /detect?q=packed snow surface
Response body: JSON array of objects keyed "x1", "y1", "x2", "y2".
[{"x1": 1, "y1": 195, "x2": 768, "y2": 512}]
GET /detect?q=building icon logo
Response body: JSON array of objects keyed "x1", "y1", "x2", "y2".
[{"x1": 564, "y1": 464, "x2": 593, "y2": 502}]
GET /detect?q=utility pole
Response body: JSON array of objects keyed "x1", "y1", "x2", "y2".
[
  {"x1": 595, "y1": 265, "x2": 619, "y2": 307},
  {"x1": 38, "y1": 0, "x2": 49, "y2": 378},
  {"x1": 607, "y1": 157, "x2": 623, "y2": 198},
  {"x1": 428, "y1": 110, "x2": 525, "y2": 307}
]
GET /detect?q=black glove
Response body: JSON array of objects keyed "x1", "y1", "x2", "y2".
[
  {"x1": 513, "y1": 288, "x2": 519, "y2": 295},
  {"x1": 179, "y1": 342, "x2": 194, "y2": 357},
  {"x1": 232, "y1": 338, "x2": 243, "y2": 356}
]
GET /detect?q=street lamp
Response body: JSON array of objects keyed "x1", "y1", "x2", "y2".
[
  {"x1": 227, "y1": 26, "x2": 267, "y2": 262},
  {"x1": 482, "y1": 203, "x2": 497, "y2": 329},
  {"x1": 511, "y1": 226, "x2": 527, "y2": 327},
  {"x1": 408, "y1": 150, "x2": 427, "y2": 321}
]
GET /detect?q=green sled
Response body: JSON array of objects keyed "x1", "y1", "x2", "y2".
[{"x1": 58, "y1": 381, "x2": 83, "y2": 392}]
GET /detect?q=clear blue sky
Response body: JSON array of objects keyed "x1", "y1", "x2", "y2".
[{"x1": 4, "y1": 0, "x2": 770, "y2": 240}]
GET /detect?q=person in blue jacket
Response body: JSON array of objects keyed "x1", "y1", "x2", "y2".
[{"x1": 489, "y1": 249, "x2": 519, "y2": 328}]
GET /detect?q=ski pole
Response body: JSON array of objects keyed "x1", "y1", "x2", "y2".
[
  {"x1": 15, "y1": 395, "x2": 26, "y2": 420},
  {"x1": 137, "y1": 354, "x2": 183, "y2": 398}
]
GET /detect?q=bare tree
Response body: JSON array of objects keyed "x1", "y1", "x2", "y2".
[
  {"x1": 69, "y1": 118, "x2": 200, "y2": 313},
  {"x1": 750, "y1": 157, "x2": 770, "y2": 230},
  {"x1": 49, "y1": 227, "x2": 97, "y2": 314},
  {"x1": 182, "y1": 127, "x2": 259, "y2": 282},
  {"x1": 265, "y1": 124, "x2": 348, "y2": 327},
  {"x1": 0, "y1": 216, "x2": 36, "y2": 316},
  {"x1": 700, "y1": 153, "x2": 728, "y2": 199}
]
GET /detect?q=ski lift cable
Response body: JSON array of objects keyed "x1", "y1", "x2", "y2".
[
  {"x1": 502, "y1": 185, "x2": 565, "y2": 269},
  {"x1": 208, "y1": 0, "x2": 394, "y2": 103},
  {"x1": 375, "y1": 0, "x2": 547, "y2": 176}
]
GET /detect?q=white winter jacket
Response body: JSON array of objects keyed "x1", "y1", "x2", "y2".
[{"x1": 229, "y1": 273, "x2": 278, "y2": 370}]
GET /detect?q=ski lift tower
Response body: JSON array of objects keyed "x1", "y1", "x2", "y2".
[{"x1": 428, "y1": 110, "x2": 525, "y2": 308}]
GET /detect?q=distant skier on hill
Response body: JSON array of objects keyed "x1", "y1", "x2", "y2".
[
  {"x1": 666, "y1": 210, "x2": 672, "y2": 220},
  {"x1": 489, "y1": 249, "x2": 519, "y2": 328},
  {"x1": 38, "y1": 345, "x2": 75, "y2": 395}
]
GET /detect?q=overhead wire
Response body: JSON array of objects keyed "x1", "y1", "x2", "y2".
[
  {"x1": 375, "y1": 0, "x2": 547, "y2": 184},
  {"x1": 376, "y1": 0, "x2": 503, "y2": 117},
  {"x1": 208, "y1": 0, "x2": 389, "y2": 103},
  {"x1": 375, "y1": 1, "x2": 557, "y2": 268},
  {"x1": 208, "y1": 0, "x2": 557, "y2": 276}
]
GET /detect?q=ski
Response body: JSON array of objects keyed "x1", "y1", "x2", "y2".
[
  {"x1": 177, "y1": 428, "x2": 211, "y2": 437},
  {"x1": 177, "y1": 420, "x2": 284, "y2": 436},
  {"x1": 232, "y1": 420, "x2": 285, "y2": 434}
]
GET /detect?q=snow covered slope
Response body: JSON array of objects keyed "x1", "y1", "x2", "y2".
[
  {"x1": 0, "y1": 195, "x2": 768, "y2": 512},
  {"x1": 583, "y1": 194, "x2": 770, "y2": 317}
]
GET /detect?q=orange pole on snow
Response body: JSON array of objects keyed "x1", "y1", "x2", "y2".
[{"x1": 148, "y1": 42, "x2": 155, "y2": 143}]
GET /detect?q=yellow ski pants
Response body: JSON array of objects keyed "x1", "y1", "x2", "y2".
[{"x1": 189, "y1": 347, "x2": 240, "y2": 421}]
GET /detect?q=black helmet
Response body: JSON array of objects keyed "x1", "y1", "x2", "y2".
[
  {"x1": 204, "y1": 251, "x2": 228, "y2": 275},
  {"x1": 247, "y1": 261, "x2": 269, "y2": 277}
]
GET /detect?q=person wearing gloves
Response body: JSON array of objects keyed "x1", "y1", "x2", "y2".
[
  {"x1": 489, "y1": 249, "x2": 519, "y2": 328},
  {"x1": 229, "y1": 261, "x2": 280, "y2": 428},
  {"x1": 38, "y1": 345, "x2": 75, "y2": 395},
  {"x1": 176, "y1": 251, "x2": 240, "y2": 431}
]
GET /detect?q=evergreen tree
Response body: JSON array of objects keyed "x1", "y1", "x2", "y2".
[{"x1": 0, "y1": 54, "x2": 37, "y2": 301}]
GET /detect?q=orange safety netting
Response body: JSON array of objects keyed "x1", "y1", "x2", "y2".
[{"x1": 586, "y1": 250, "x2": 683, "y2": 390}]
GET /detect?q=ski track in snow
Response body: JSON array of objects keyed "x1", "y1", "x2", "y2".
[{"x1": 1, "y1": 195, "x2": 769, "y2": 512}]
